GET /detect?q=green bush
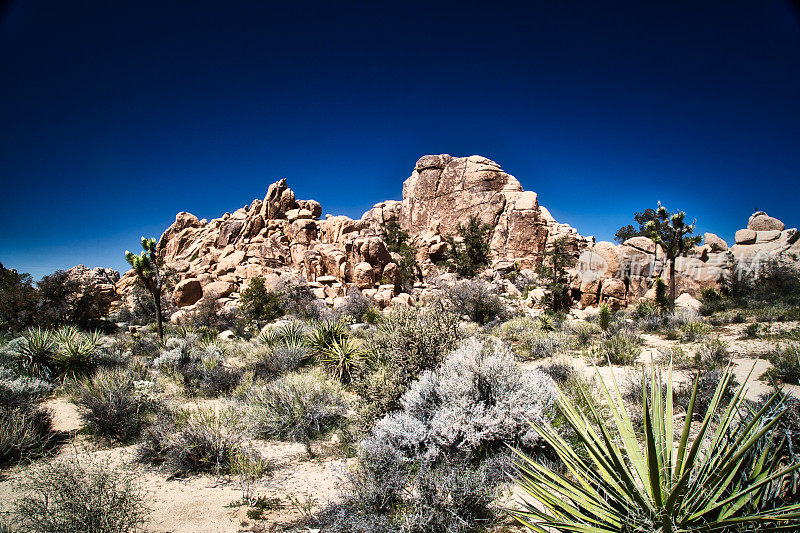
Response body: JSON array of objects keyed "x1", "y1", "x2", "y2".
[
  {"x1": 680, "y1": 320, "x2": 710, "y2": 342},
  {"x1": 353, "y1": 303, "x2": 462, "y2": 421},
  {"x1": 137, "y1": 406, "x2": 254, "y2": 476},
  {"x1": 0, "y1": 404, "x2": 53, "y2": 468},
  {"x1": 763, "y1": 342, "x2": 800, "y2": 384},
  {"x1": 440, "y1": 215, "x2": 492, "y2": 278},
  {"x1": 77, "y1": 369, "x2": 159, "y2": 443},
  {"x1": 239, "y1": 276, "x2": 284, "y2": 327},
  {"x1": 440, "y1": 279, "x2": 506, "y2": 324},
  {"x1": 244, "y1": 370, "x2": 348, "y2": 456},
  {"x1": 587, "y1": 330, "x2": 641, "y2": 366},
  {"x1": 597, "y1": 303, "x2": 612, "y2": 331},
  {"x1": 692, "y1": 336, "x2": 730, "y2": 370},
  {"x1": 15, "y1": 455, "x2": 149, "y2": 532}
]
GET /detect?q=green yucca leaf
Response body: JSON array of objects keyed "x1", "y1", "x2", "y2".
[{"x1": 510, "y1": 361, "x2": 800, "y2": 533}]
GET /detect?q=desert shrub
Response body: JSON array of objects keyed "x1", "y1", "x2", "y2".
[
  {"x1": 77, "y1": 369, "x2": 160, "y2": 443},
  {"x1": 152, "y1": 334, "x2": 240, "y2": 395},
  {"x1": 277, "y1": 278, "x2": 325, "y2": 320},
  {"x1": 248, "y1": 343, "x2": 306, "y2": 378},
  {"x1": 623, "y1": 370, "x2": 664, "y2": 405},
  {"x1": 692, "y1": 336, "x2": 730, "y2": 369},
  {"x1": 0, "y1": 369, "x2": 53, "y2": 408},
  {"x1": 763, "y1": 342, "x2": 800, "y2": 384},
  {"x1": 361, "y1": 306, "x2": 382, "y2": 325},
  {"x1": 569, "y1": 321, "x2": 599, "y2": 347},
  {"x1": 336, "y1": 288, "x2": 375, "y2": 323},
  {"x1": 673, "y1": 369, "x2": 739, "y2": 420},
  {"x1": 742, "y1": 322, "x2": 763, "y2": 338},
  {"x1": 0, "y1": 404, "x2": 54, "y2": 468},
  {"x1": 587, "y1": 330, "x2": 641, "y2": 366},
  {"x1": 353, "y1": 303, "x2": 462, "y2": 420},
  {"x1": 181, "y1": 293, "x2": 237, "y2": 336},
  {"x1": 320, "y1": 338, "x2": 554, "y2": 532},
  {"x1": 239, "y1": 276, "x2": 284, "y2": 327},
  {"x1": 493, "y1": 315, "x2": 536, "y2": 343},
  {"x1": 138, "y1": 405, "x2": 253, "y2": 476},
  {"x1": 597, "y1": 303, "x2": 612, "y2": 331},
  {"x1": 372, "y1": 338, "x2": 555, "y2": 461},
  {"x1": 680, "y1": 320, "x2": 710, "y2": 342},
  {"x1": 15, "y1": 455, "x2": 149, "y2": 533},
  {"x1": 655, "y1": 345, "x2": 692, "y2": 368},
  {"x1": 243, "y1": 370, "x2": 347, "y2": 456},
  {"x1": 538, "y1": 361, "x2": 576, "y2": 384},
  {"x1": 493, "y1": 316, "x2": 569, "y2": 360},
  {"x1": 699, "y1": 287, "x2": 726, "y2": 316},
  {"x1": 439, "y1": 279, "x2": 506, "y2": 325},
  {"x1": 730, "y1": 258, "x2": 800, "y2": 307},
  {"x1": 519, "y1": 331, "x2": 569, "y2": 361}
]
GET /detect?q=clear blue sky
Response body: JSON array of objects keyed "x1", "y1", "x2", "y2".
[{"x1": 1, "y1": 1, "x2": 799, "y2": 279}]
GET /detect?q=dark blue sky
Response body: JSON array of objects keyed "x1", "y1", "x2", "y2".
[{"x1": 1, "y1": 1, "x2": 799, "y2": 279}]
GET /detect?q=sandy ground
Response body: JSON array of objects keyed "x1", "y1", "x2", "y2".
[
  {"x1": 0, "y1": 400, "x2": 349, "y2": 533},
  {"x1": 1, "y1": 320, "x2": 797, "y2": 531}
]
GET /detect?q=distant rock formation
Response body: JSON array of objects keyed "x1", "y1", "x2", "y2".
[
  {"x1": 116, "y1": 154, "x2": 591, "y2": 318},
  {"x1": 114, "y1": 154, "x2": 798, "y2": 316},
  {"x1": 571, "y1": 211, "x2": 799, "y2": 309},
  {"x1": 65, "y1": 265, "x2": 120, "y2": 308}
]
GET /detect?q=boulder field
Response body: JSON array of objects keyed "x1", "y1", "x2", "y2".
[{"x1": 111, "y1": 154, "x2": 798, "y2": 317}]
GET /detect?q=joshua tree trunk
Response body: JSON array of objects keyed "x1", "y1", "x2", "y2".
[
  {"x1": 668, "y1": 254, "x2": 677, "y2": 311},
  {"x1": 152, "y1": 288, "x2": 164, "y2": 341}
]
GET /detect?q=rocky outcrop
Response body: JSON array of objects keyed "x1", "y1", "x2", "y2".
[
  {"x1": 397, "y1": 155, "x2": 590, "y2": 268},
  {"x1": 116, "y1": 154, "x2": 594, "y2": 317},
  {"x1": 731, "y1": 212, "x2": 800, "y2": 277},
  {"x1": 65, "y1": 265, "x2": 120, "y2": 308},
  {"x1": 570, "y1": 211, "x2": 799, "y2": 309},
  {"x1": 115, "y1": 153, "x2": 797, "y2": 317}
]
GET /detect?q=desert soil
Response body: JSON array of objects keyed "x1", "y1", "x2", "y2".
[{"x1": 1, "y1": 320, "x2": 797, "y2": 532}]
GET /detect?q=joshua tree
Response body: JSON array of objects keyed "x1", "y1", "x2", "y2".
[
  {"x1": 125, "y1": 237, "x2": 165, "y2": 341},
  {"x1": 643, "y1": 202, "x2": 702, "y2": 310}
]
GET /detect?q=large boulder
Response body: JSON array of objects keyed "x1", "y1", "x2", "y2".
[
  {"x1": 735, "y1": 229, "x2": 757, "y2": 245},
  {"x1": 173, "y1": 278, "x2": 203, "y2": 307},
  {"x1": 703, "y1": 232, "x2": 728, "y2": 252},
  {"x1": 398, "y1": 154, "x2": 589, "y2": 267},
  {"x1": 748, "y1": 212, "x2": 785, "y2": 232},
  {"x1": 353, "y1": 262, "x2": 375, "y2": 289}
]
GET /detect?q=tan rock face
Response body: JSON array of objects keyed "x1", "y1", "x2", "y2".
[
  {"x1": 398, "y1": 154, "x2": 590, "y2": 268},
  {"x1": 173, "y1": 279, "x2": 203, "y2": 307},
  {"x1": 735, "y1": 229, "x2": 757, "y2": 245},
  {"x1": 704, "y1": 232, "x2": 728, "y2": 252},
  {"x1": 352, "y1": 262, "x2": 375, "y2": 289},
  {"x1": 748, "y1": 212, "x2": 785, "y2": 232}
]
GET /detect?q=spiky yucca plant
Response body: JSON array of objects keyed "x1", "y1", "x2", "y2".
[
  {"x1": 511, "y1": 364, "x2": 800, "y2": 532},
  {"x1": 320, "y1": 337, "x2": 364, "y2": 383},
  {"x1": 305, "y1": 318, "x2": 349, "y2": 357},
  {"x1": 52, "y1": 326, "x2": 101, "y2": 381},
  {"x1": 15, "y1": 328, "x2": 58, "y2": 380}
]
